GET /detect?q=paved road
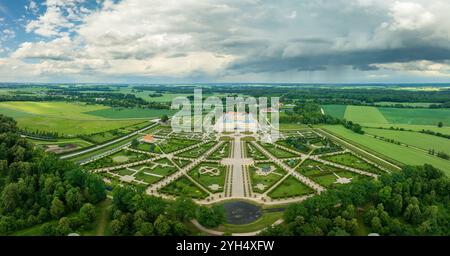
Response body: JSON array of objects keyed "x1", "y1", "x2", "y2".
[
  {"x1": 61, "y1": 122, "x2": 158, "y2": 160},
  {"x1": 230, "y1": 135, "x2": 245, "y2": 197}
]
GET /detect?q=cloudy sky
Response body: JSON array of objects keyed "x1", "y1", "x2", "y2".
[{"x1": 1, "y1": 0, "x2": 450, "y2": 83}]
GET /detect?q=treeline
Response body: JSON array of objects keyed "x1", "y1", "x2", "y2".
[
  {"x1": 0, "y1": 114, "x2": 106, "y2": 234},
  {"x1": 49, "y1": 90, "x2": 171, "y2": 109},
  {"x1": 261, "y1": 164, "x2": 450, "y2": 236},
  {"x1": 20, "y1": 129, "x2": 60, "y2": 140},
  {"x1": 108, "y1": 186, "x2": 225, "y2": 236},
  {"x1": 280, "y1": 102, "x2": 340, "y2": 124}
]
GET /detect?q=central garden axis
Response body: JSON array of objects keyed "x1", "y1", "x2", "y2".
[{"x1": 82, "y1": 110, "x2": 389, "y2": 206}]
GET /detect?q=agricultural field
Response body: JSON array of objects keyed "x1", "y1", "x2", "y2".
[
  {"x1": 322, "y1": 125, "x2": 450, "y2": 175},
  {"x1": 364, "y1": 128, "x2": 450, "y2": 155},
  {"x1": 321, "y1": 104, "x2": 347, "y2": 119},
  {"x1": 0, "y1": 101, "x2": 150, "y2": 136},
  {"x1": 86, "y1": 107, "x2": 176, "y2": 119},
  {"x1": 323, "y1": 104, "x2": 450, "y2": 129},
  {"x1": 344, "y1": 106, "x2": 389, "y2": 124}
]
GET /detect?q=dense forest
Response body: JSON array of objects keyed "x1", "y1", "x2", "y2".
[
  {"x1": 0, "y1": 114, "x2": 106, "y2": 235},
  {"x1": 108, "y1": 186, "x2": 225, "y2": 236},
  {"x1": 261, "y1": 164, "x2": 450, "y2": 236}
]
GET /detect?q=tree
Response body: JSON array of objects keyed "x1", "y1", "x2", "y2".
[
  {"x1": 131, "y1": 139, "x2": 139, "y2": 148},
  {"x1": 50, "y1": 198, "x2": 65, "y2": 219},
  {"x1": 57, "y1": 217, "x2": 72, "y2": 235},
  {"x1": 0, "y1": 183, "x2": 21, "y2": 212},
  {"x1": 160, "y1": 115, "x2": 169, "y2": 123},
  {"x1": 110, "y1": 219, "x2": 123, "y2": 235},
  {"x1": 168, "y1": 197, "x2": 197, "y2": 221},
  {"x1": 65, "y1": 188, "x2": 84, "y2": 211},
  {"x1": 79, "y1": 203, "x2": 97, "y2": 223},
  {"x1": 154, "y1": 215, "x2": 171, "y2": 236},
  {"x1": 437, "y1": 121, "x2": 443, "y2": 128},
  {"x1": 196, "y1": 205, "x2": 226, "y2": 228}
]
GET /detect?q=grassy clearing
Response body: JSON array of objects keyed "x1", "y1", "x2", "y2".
[
  {"x1": 364, "y1": 128, "x2": 450, "y2": 154},
  {"x1": 268, "y1": 176, "x2": 314, "y2": 199},
  {"x1": 322, "y1": 125, "x2": 450, "y2": 175},
  {"x1": 344, "y1": 106, "x2": 388, "y2": 124}
]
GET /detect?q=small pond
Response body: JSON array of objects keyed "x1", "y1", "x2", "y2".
[{"x1": 223, "y1": 201, "x2": 262, "y2": 225}]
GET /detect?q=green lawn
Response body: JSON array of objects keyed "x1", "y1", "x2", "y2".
[
  {"x1": 188, "y1": 163, "x2": 226, "y2": 193},
  {"x1": 298, "y1": 159, "x2": 368, "y2": 188},
  {"x1": 249, "y1": 164, "x2": 286, "y2": 193},
  {"x1": 259, "y1": 143, "x2": 297, "y2": 158},
  {"x1": 245, "y1": 142, "x2": 268, "y2": 160},
  {"x1": 321, "y1": 152, "x2": 384, "y2": 175},
  {"x1": 159, "y1": 176, "x2": 209, "y2": 199},
  {"x1": 322, "y1": 125, "x2": 450, "y2": 175},
  {"x1": 177, "y1": 141, "x2": 216, "y2": 158},
  {"x1": 208, "y1": 142, "x2": 231, "y2": 160},
  {"x1": 268, "y1": 176, "x2": 313, "y2": 199},
  {"x1": 364, "y1": 128, "x2": 450, "y2": 154}
]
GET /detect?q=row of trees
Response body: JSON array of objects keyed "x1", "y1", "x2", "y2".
[
  {"x1": 0, "y1": 114, "x2": 106, "y2": 234},
  {"x1": 261, "y1": 164, "x2": 450, "y2": 236}
]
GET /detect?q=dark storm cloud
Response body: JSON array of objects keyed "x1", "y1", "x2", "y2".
[{"x1": 229, "y1": 46, "x2": 450, "y2": 73}]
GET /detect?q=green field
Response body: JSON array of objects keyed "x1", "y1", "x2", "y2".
[
  {"x1": 0, "y1": 101, "x2": 149, "y2": 136},
  {"x1": 364, "y1": 128, "x2": 450, "y2": 154},
  {"x1": 322, "y1": 125, "x2": 450, "y2": 175},
  {"x1": 322, "y1": 104, "x2": 347, "y2": 119},
  {"x1": 344, "y1": 106, "x2": 388, "y2": 124},
  {"x1": 378, "y1": 107, "x2": 450, "y2": 126},
  {"x1": 324, "y1": 104, "x2": 450, "y2": 128},
  {"x1": 361, "y1": 123, "x2": 450, "y2": 135},
  {"x1": 86, "y1": 108, "x2": 176, "y2": 119}
]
